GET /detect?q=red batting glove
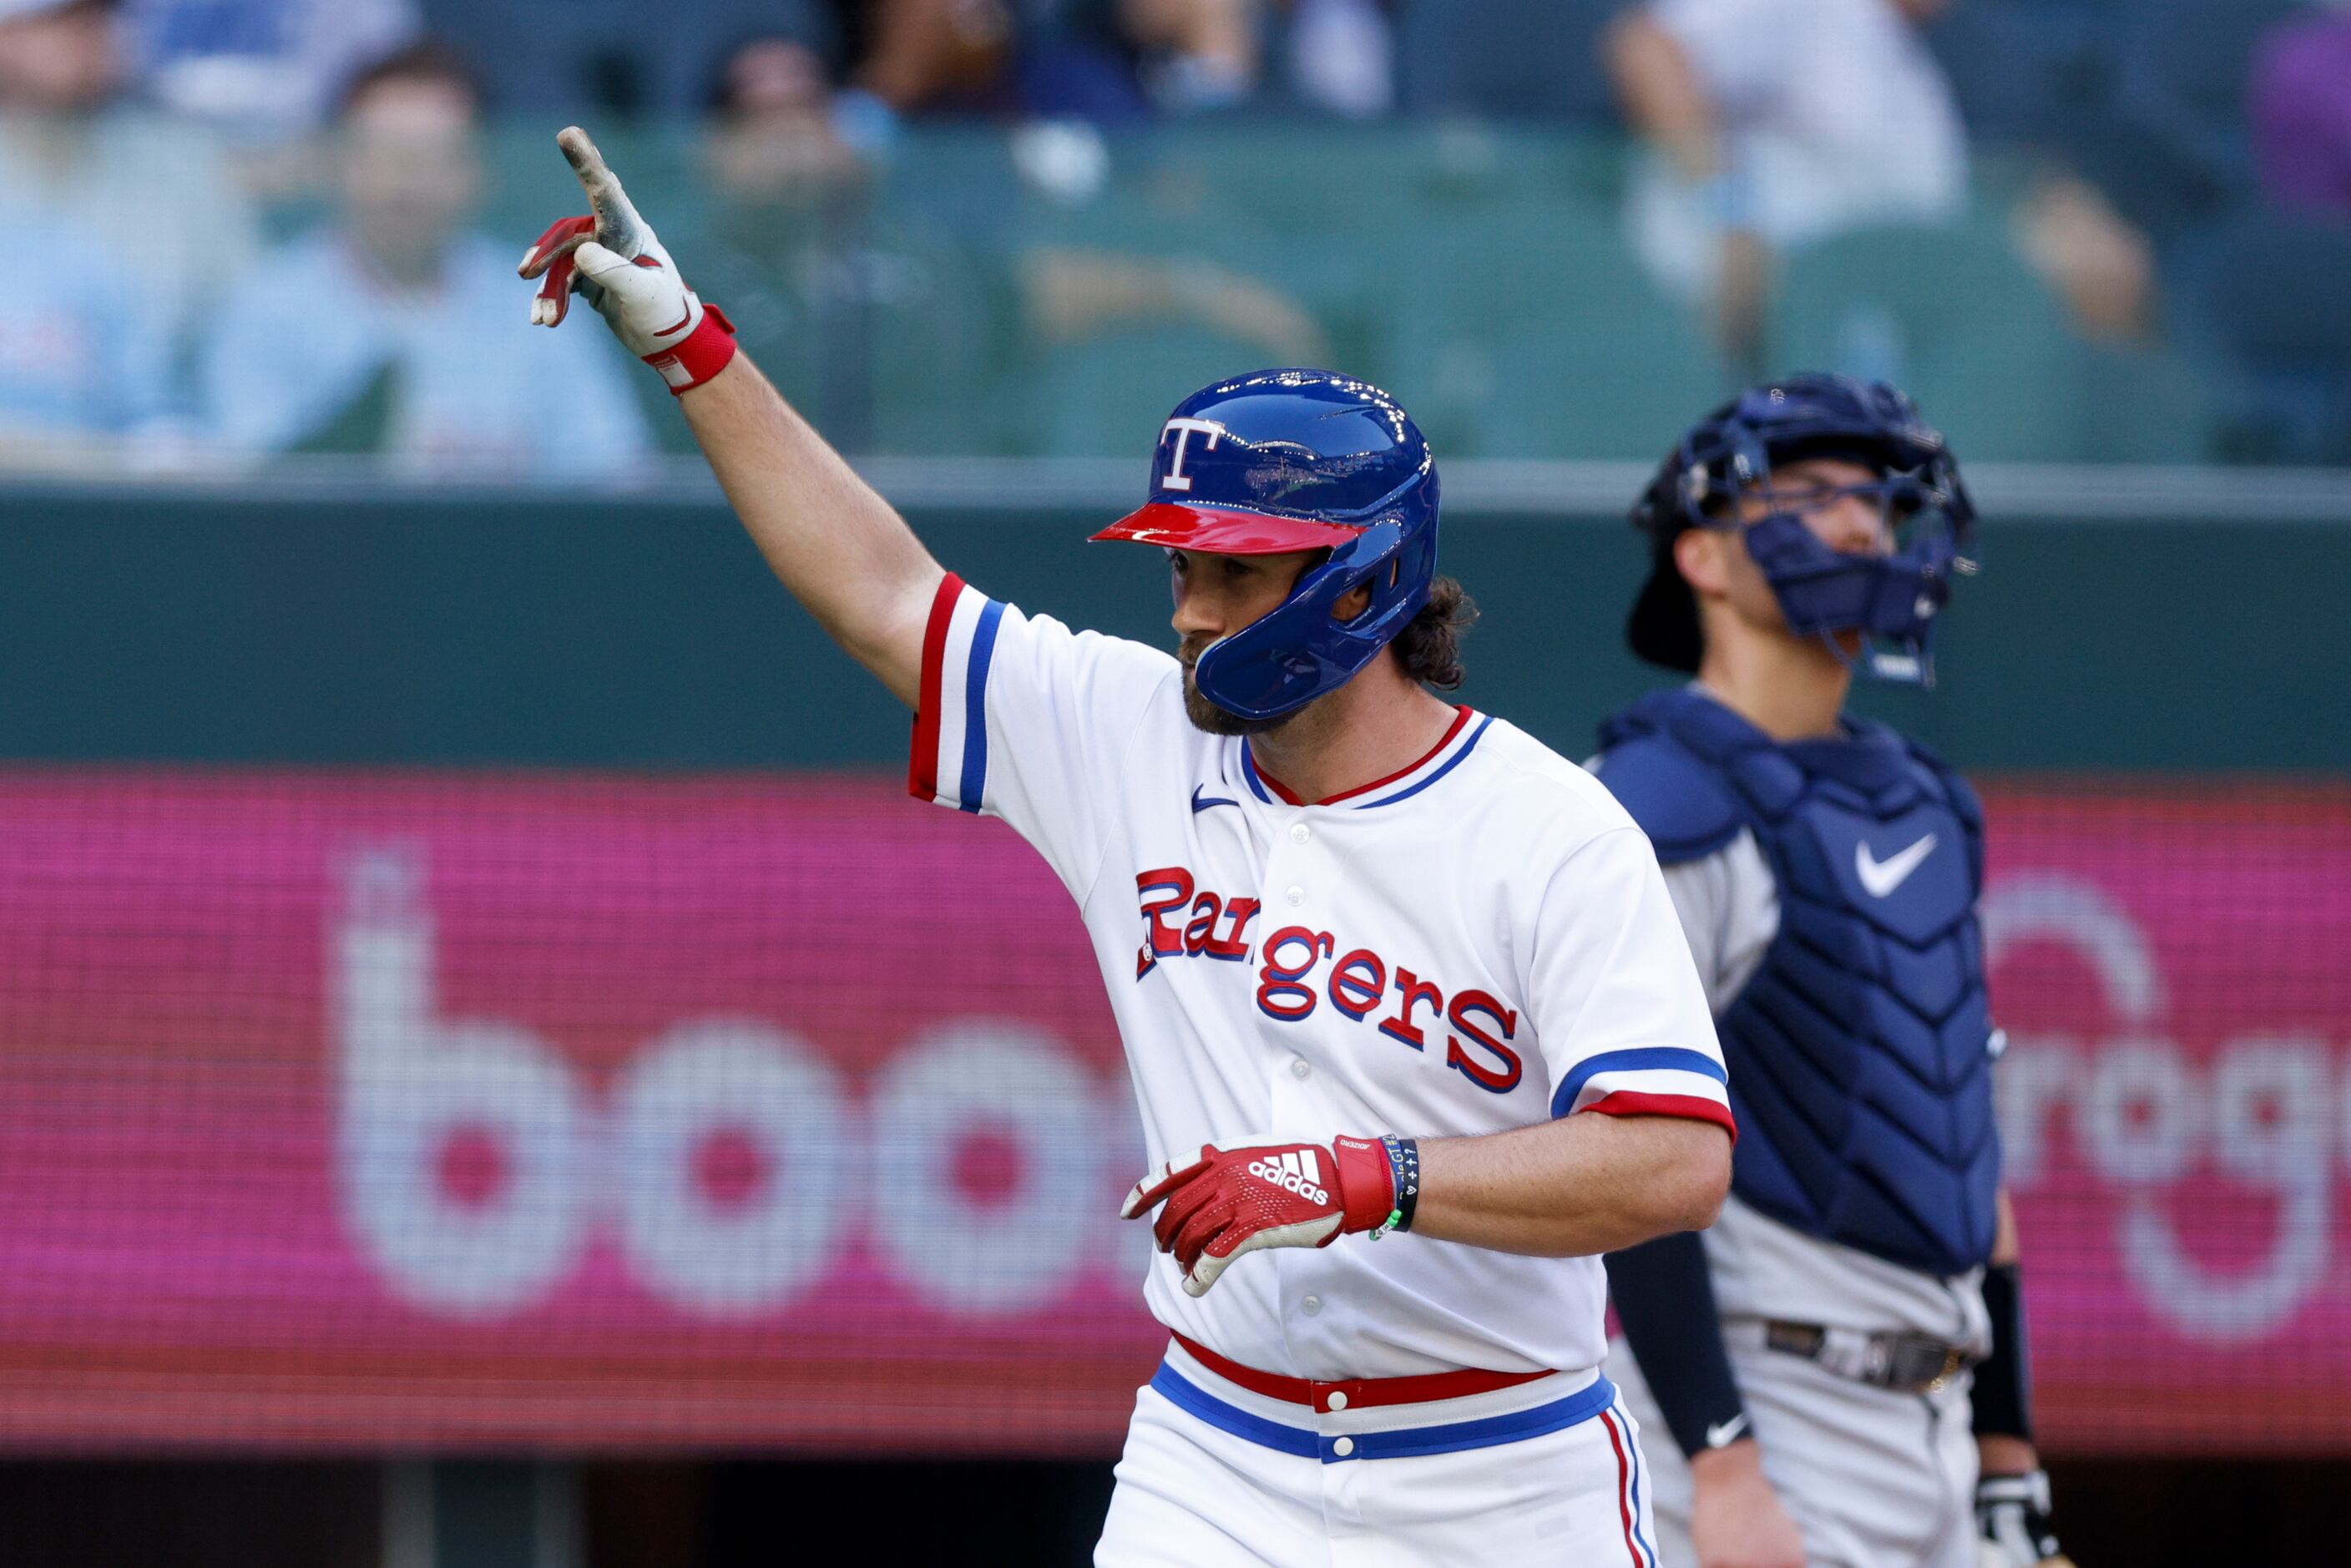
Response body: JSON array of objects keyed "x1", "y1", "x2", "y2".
[{"x1": 1120, "y1": 1134, "x2": 1397, "y2": 1297}]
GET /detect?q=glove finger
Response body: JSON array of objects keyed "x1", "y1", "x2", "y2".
[
  {"x1": 518, "y1": 214, "x2": 595, "y2": 281},
  {"x1": 1184, "y1": 1224, "x2": 1277, "y2": 1297},
  {"x1": 1120, "y1": 1146, "x2": 1211, "y2": 1221},
  {"x1": 556, "y1": 125, "x2": 647, "y2": 256},
  {"x1": 573, "y1": 240, "x2": 678, "y2": 318},
  {"x1": 1166, "y1": 1193, "x2": 1239, "y2": 1272},
  {"x1": 529, "y1": 255, "x2": 573, "y2": 325},
  {"x1": 1153, "y1": 1166, "x2": 1235, "y2": 1253},
  {"x1": 1186, "y1": 1215, "x2": 1341, "y2": 1295}
]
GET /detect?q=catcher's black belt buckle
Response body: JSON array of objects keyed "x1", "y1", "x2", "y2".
[{"x1": 1763, "y1": 1319, "x2": 1976, "y2": 1394}]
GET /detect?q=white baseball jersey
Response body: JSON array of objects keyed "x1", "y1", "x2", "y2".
[{"x1": 910, "y1": 573, "x2": 1734, "y2": 1383}]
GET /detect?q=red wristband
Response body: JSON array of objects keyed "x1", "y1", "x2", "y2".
[
  {"x1": 645, "y1": 304, "x2": 737, "y2": 394},
  {"x1": 1331, "y1": 1135, "x2": 1400, "y2": 1235}
]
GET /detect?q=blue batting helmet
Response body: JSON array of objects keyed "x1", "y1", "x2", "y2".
[
  {"x1": 1628, "y1": 372, "x2": 1979, "y2": 685},
  {"x1": 1092, "y1": 368, "x2": 1440, "y2": 721}
]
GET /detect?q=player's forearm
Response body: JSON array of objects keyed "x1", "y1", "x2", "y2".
[
  {"x1": 1411, "y1": 1113, "x2": 1730, "y2": 1257},
  {"x1": 521, "y1": 129, "x2": 943, "y2": 705},
  {"x1": 1604, "y1": 15, "x2": 1721, "y2": 181},
  {"x1": 678, "y1": 351, "x2": 945, "y2": 707},
  {"x1": 1977, "y1": 1186, "x2": 2041, "y2": 1474}
]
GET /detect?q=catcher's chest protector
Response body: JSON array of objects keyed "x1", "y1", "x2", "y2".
[{"x1": 1597, "y1": 688, "x2": 2000, "y2": 1276}]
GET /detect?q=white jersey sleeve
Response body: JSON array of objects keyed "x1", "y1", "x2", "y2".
[
  {"x1": 907, "y1": 572, "x2": 1181, "y2": 894},
  {"x1": 1649, "y1": 0, "x2": 1801, "y2": 119},
  {"x1": 1531, "y1": 822, "x2": 1735, "y2": 1136}
]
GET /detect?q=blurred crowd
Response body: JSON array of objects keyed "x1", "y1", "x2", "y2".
[{"x1": 1, "y1": 0, "x2": 2346, "y2": 474}]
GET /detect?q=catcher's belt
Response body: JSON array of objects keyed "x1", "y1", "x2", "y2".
[{"x1": 1757, "y1": 1318, "x2": 1981, "y2": 1394}]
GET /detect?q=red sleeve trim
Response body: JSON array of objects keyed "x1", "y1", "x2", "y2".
[
  {"x1": 907, "y1": 573, "x2": 964, "y2": 802},
  {"x1": 1584, "y1": 1090, "x2": 1737, "y2": 1144}
]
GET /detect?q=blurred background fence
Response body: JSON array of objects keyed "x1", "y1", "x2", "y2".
[{"x1": 5, "y1": 0, "x2": 2351, "y2": 1563}]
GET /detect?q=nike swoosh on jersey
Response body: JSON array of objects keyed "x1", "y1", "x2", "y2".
[
  {"x1": 1855, "y1": 833, "x2": 1939, "y2": 898},
  {"x1": 1191, "y1": 785, "x2": 1239, "y2": 813},
  {"x1": 1705, "y1": 1413, "x2": 1750, "y2": 1449}
]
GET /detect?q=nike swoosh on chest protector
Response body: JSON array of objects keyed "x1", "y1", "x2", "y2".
[{"x1": 1855, "y1": 833, "x2": 1938, "y2": 898}]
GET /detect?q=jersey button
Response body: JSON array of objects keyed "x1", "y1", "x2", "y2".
[
  {"x1": 1284, "y1": 885, "x2": 1305, "y2": 906},
  {"x1": 1326, "y1": 1391, "x2": 1348, "y2": 1412},
  {"x1": 1332, "y1": 1436, "x2": 1355, "y2": 1457},
  {"x1": 1301, "y1": 1294, "x2": 1322, "y2": 1316},
  {"x1": 1288, "y1": 823, "x2": 1310, "y2": 844},
  {"x1": 1289, "y1": 1057, "x2": 1312, "y2": 1080}
]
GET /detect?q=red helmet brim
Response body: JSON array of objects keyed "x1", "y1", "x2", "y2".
[{"x1": 1089, "y1": 501, "x2": 1368, "y2": 554}]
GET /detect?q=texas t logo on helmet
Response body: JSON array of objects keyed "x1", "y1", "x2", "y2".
[
  {"x1": 1157, "y1": 417, "x2": 1226, "y2": 491},
  {"x1": 1090, "y1": 369, "x2": 1442, "y2": 721}
]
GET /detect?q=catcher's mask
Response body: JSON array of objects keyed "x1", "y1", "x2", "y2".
[{"x1": 1629, "y1": 373, "x2": 1978, "y2": 686}]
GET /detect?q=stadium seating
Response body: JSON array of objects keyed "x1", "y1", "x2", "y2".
[
  {"x1": 2169, "y1": 211, "x2": 2351, "y2": 465},
  {"x1": 420, "y1": 0, "x2": 831, "y2": 117},
  {"x1": 1769, "y1": 219, "x2": 2212, "y2": 464},
  {"x1": 1370, "y1": 196, "x2": 1725, "y2": 461},
  {"x1": 2061, "y1": 0, "x2": 2302, "y2": 242},
  {"x1": 1925, "y1": 0, "x2": 2111, "y2": 144},
  {"x1": 1393, "y1": 0, "x2": 1623, "y2": 123}
]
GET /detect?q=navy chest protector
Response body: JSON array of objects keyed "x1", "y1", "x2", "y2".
[{"x1": 1597, "y1": 689, "x2": 1999, "y2": 1276}]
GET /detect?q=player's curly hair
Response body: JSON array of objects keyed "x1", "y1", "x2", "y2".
[{"x1": 1393, "y1": 575, "x2": 1478, "y2": 691}]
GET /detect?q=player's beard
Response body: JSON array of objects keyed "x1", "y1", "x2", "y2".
[{"x1": 1178, "y1": 637, "x2": 1286, "y2": 736}]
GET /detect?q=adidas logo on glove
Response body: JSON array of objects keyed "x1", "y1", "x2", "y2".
[{"x1": 1248, "y1": 1150, "x2": 1329, "y2": 1205}]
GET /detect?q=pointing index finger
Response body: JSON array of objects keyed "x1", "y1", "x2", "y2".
[{"x1": 554, "y1": 125, "x2": 644, "y2": 254}]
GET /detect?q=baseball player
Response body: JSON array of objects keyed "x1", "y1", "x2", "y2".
[
  {"x1": 521, "y1": 126, "x2": 1738, "y2": 1564},
  {"x1": 1590, "y1": 375, "x2": 2069, "y2": 1568}
]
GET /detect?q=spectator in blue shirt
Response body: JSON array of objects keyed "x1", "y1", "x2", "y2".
[
  {"x1": 203, "y1": 41, "x2": 650, "y2": 478},
  {"x1": 0, "y1": 0, "x2": 178, "y2": 464},
  {"x1": 0, "y1": 210, "x2": 172, "y2": 463}
]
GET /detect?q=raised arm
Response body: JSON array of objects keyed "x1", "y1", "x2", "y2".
[
  {"x1": 1605, "y1": 12, "x2": 1720, "y2": 182},
  {"x1": 674, "y1": 359, "x2": 943, "y2": 706},
  {"x1": 521, "y1": 127, "x2": 943, "y2": 706}
]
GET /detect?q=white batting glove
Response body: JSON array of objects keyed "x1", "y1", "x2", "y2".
[
  {"x1": 518, "y1": 126, "x2": 737, "y2": 394},
  {"x1": 1976, "y1": 1471, "x2": 2075, "y2": 1568}
]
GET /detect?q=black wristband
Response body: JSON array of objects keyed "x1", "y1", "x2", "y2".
[
  {"x1": 1605, "y1": 1232, "x2": 1748, "y2": 1460},
  {"x1": 1971, "y1": 1262, "x2": 2036, "y2": 1444},
  {"x1": 1380, "y1": 1135, "x2": 1420, "y2": 1232}
]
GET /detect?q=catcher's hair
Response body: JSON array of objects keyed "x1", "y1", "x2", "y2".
[{"x1": 1393, "y1": 574, "x2": 1478, "y2": 691}]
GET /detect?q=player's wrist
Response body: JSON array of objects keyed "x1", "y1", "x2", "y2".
[
  {"x1": 1977, "y1": 1434, "x2": 2038, "y2": 1477},
  {"x1": 1330, "y1": 1135, "x2": 1402, "y2": 1235},
  {"x1": 1687, "y1": 1435, "x2": 1765, "y2": 1485},
  {"x1": 646, "y1": 303, "x2": 738, "y2": 394}
]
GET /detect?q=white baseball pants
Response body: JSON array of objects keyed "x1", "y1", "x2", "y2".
[
  {"x1": 1604, "y1": 1331, "x2": 1979, "y2": 1568},
  {"x1": 1096, "y1": 1338, "x2": 1661, "y2": 1566}
]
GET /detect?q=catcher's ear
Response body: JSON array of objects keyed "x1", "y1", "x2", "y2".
[{"x1": 1674, "y1": 525, "x2": 1732, "y2": 599}]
